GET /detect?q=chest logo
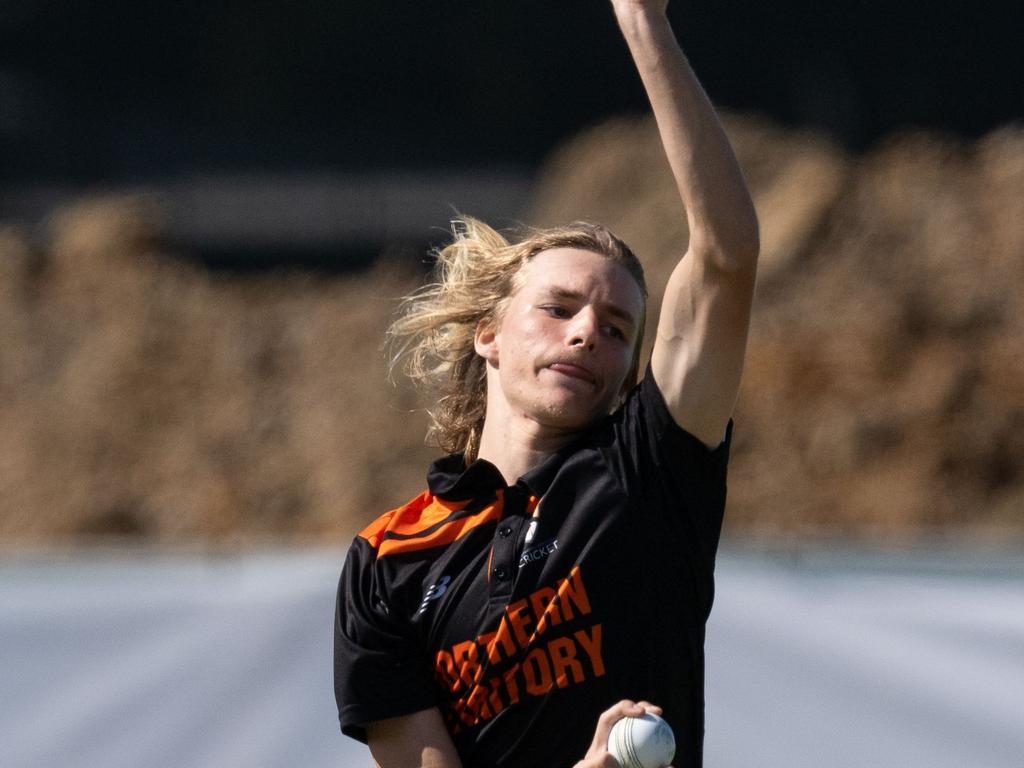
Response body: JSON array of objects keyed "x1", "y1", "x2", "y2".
[
  {"x1": 519, "y1": 538, "x2": 558, "y2": 568},
  {"x1": 418, "y1": 575, "x2": 452, "y2": 614}
]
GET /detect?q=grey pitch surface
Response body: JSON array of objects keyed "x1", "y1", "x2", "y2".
[{"x1": 1, "y1": 548, "x2": 1022, "y2": 768}]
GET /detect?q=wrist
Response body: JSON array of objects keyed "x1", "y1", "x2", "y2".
[
  {"x1": 612, "y1": 1, "x2": 668, "y2": 28},
  {"x1": 614, "y1": 6, "x2": 679, "y2": 65},
  {"x1": 613, "y1": 5, "x2": 672, "y2": 43}
]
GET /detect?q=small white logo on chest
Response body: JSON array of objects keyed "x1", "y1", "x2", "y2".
[
  {"x1": 418, "y1": 575, "x2": 452, "y2": 614},
  {"x1": 519, "y1": 538, "x2": 558, "y2": 568}
]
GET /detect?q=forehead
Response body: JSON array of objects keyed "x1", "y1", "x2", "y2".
[{"x1": 517, "y1": 247, "x2": 644, "y2": 313}]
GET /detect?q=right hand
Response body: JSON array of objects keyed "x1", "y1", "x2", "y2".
[{"x1": 573, "y1": 699, "x2": 669, "y2": 768}]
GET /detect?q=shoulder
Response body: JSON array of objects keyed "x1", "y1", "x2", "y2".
[
  {"x1": 622, "y1": 365, "x2": 731, "y2": 450},
  {"x1": 600, "y1": 366, "x2": 682, "y2": 445},
  {"x1": 355, "y1": 490, "x2": 502, "y2": 560},
  {"x1": 357, "y1": 491, "x2": 434, "y2": 550},
  {"x1": 592, "y1": 366, "x2": 732, "y2": 485}
]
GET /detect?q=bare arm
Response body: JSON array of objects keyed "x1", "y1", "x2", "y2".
[
  {"x1": 366, "y1": 709, "x2": 463, "y2": 768},
  {"x1": 612, "y1": 0, "x2": 760, "y2": 448}
]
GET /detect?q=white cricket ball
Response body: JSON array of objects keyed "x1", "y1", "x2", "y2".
[{"x1": 608, "y1": 712, "x2": 676, "y2": 768}]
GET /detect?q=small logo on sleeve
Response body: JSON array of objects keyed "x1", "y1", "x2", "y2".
[{"x1": 418, "y1": 575, "x2": 452, "y2": 614}]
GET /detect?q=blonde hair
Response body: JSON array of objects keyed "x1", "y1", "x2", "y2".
[{"x1": 388, "y1": 215, "x2": 647, "y2": 460}]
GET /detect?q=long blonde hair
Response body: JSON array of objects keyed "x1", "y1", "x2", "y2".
[{"x1": 388, "y1": 215, "x2": 647, "y2": 460}]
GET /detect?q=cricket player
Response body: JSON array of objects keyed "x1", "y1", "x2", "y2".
[{"x1": 335, "y1": 1, "x2": 758, "y2": 765}]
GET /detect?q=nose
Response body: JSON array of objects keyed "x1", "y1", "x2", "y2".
[{"x1": 567, "y1": 308, "x2": 599, "y2": 351}]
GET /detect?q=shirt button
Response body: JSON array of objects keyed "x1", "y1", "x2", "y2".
[
  {"x1": 492, "y1": 566, "x2": 509, "y2": 581},
  {"x1": 498, "y1": 526, "x2": 513, "y2": 538}
]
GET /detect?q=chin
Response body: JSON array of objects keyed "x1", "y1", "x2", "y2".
[{"x1": 534, "y1": 396, "x2": 609, "y2": 430}]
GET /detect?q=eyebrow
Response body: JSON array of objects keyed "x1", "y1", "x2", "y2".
[{"x1": 542, "y1": 287, "x2": 637, "y2": 328}]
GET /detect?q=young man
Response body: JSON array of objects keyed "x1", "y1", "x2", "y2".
[{"x1": 335, "y1": 1, "x2": 759, "y2": 766}]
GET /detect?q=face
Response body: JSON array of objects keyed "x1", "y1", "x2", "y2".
[{"x1": 475, "y1": 247, "x2": 645, "y2": 431}]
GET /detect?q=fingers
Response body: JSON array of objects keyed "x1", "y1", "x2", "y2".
[
  {"x1": 579, "y1": 699, "x2": 668, "y2": 768},
  {"x1": 590, "y1": 699, "x2": 665, "y2": 751},
  {"x1": 581, "y1": 699, "x2": 636, "y2": 766},
  {"x1": 592, "y1": 699, "x2": 638, "y2": 749},
  {"x1": 634, "y1": 700, "x2": 663, "y2": 717}
]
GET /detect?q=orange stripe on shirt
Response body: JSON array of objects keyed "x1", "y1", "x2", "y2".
[{"x1": 359, "y1": 490, "x2": 506, "y2": 558}]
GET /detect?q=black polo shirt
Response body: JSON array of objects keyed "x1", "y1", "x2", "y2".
[{"x1": 335, "y1": 365, "x2": 732, "y2": 767}]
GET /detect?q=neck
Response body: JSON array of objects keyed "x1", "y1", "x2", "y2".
[{"x1": 475, "y1": 403, "x2": 580, "y2": 486}]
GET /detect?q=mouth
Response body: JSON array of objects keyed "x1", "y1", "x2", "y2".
[{"x1": 546, "y1": 362, "x2": 597, "y2": 386}]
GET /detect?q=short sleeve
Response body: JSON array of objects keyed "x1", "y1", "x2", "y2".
[
  {"x1": 334, "y1": 538, "x2": 438, "y2": 742},
  {"x1": 602, "y1": 363, "x2": 733, "y2": 613}
]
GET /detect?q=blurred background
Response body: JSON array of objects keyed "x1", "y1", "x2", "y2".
[{"x1": 1, "y1": 1, "x2": 1022, "y2": 766}]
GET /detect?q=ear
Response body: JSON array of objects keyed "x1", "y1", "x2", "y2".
[{"x1": 474, "y1": 318, "x2": 500, "y2": 365}]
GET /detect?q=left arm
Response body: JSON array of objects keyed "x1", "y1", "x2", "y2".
[{"x1": 612, "y1": 1, "x2": 760, "y2": 448}]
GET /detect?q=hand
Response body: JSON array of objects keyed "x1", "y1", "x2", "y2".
[{"x1": 573, "y1": 699, "x2": 672, "y2": 768}]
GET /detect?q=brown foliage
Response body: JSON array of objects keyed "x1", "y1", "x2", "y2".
[
  {"x1": 0, "y1": 196, "x2": 434, "y2": 546},
  {"x1": 533, "y1": 115, "x2": 1024, "y2": 543},
  {"x1": 1, "y1": 115, "x2": 1022, "y2": 547}
]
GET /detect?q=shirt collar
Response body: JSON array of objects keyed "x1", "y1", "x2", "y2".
[
  {"x1": 427, "y1": 453, "x2": 505, "y2": 500},
  {"x1": 426, "y1": 445, "x2": 571, "y2": 501}
]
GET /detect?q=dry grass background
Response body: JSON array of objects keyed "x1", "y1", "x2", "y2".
[{"x1": 2, "y1": 114, "x2": 1022, "y2": 548}]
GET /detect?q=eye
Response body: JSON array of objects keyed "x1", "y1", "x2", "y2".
[
  {"x1": 542, "y1": 305, "x2": 571, "y2": 318},
  {"x1": 602, "y1": 324, "x2": 627, "y2": 340}
]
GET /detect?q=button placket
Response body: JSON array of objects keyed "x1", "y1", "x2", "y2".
[{"x1": 487, "y1": 484, "x2": 528, "y2": 602}]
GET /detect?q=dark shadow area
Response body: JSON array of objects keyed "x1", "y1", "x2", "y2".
[
  {"x1": 1, "y1": 0, "x2": 1020, "y2": 183},
  {"x1": 169, "y1": 242, "x2": 395, "y2": 275}
]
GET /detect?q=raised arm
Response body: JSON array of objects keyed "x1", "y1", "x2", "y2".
[{"x1": 612, "y1": 0, "x2": 760, "y2": 448}]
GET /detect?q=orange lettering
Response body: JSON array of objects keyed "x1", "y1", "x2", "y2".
[
  {"x1": 557, "y1": 565, "x2": 592, "y2": 621},
  {"x1": 522, "y1": 648, "x2": 553, "y2": 696},
  {"x1": 485, "y1": 616, "x2": 518, "y2": 663},
  {"x1": 434, "y1": 649, "x2": 460, "y2": 692},
  {"x1": 452, "y1": 640, "x2": 481, "y2": 689},
  {"x1": 547, "y1": 636, "x2": 585, "y2": 687},
  {"x1": 451, "y1": 696, "x2": 479, "y2": 728},
  {"x1": 487, "y1": 677, "x2": 506, "y2": 716},
  {"x1": 502, "y1": 663, "x2": 522, "y2": 705},
  {"x1": 575, "y1": 624, "x2": 605, "y2": 677},
  {"x1": 477, "y1": 631, "x2": 499, "y2": 663},
  {"x1": 506, "y1": 598, "x2": 534, "y2": 648},
  {"x1": 464, "y1": 683, "x2": 493, "y2": 721},
  {"x1": 529, "y1": 586, "x2": 561, "y2": 636}
]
